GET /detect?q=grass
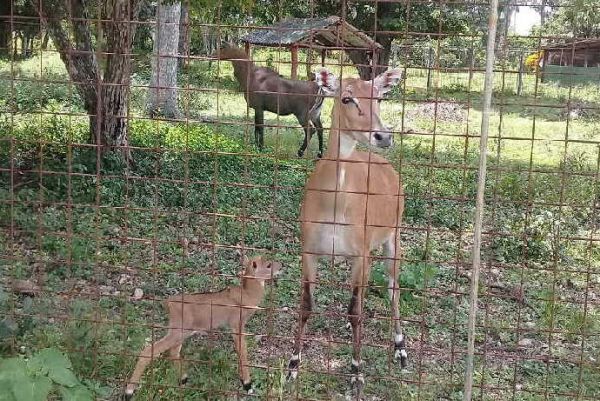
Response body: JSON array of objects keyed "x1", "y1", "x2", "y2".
[{"x1": 1, "y1": 49, "x2": 600, "y2": 401}]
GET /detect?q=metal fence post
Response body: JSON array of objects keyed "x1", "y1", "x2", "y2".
[{"x1": 463, "y1": 0, "x2": 499, "y2": 399}]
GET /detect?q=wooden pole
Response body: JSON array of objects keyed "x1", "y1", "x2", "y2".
[
  {"x1": 321, "y1": 49, "x2": 326, "y2": 66},
  {"x1": 517, "y1": 53, "x2": 524, "y2": 95},
  {"x1": 291, "y1": 45, "x2": 298, "y2": 79},
  {"x1": 244, "y1": 41, "x2": 251, "y2": 58}
]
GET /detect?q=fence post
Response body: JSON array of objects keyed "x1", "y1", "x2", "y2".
[
  {"x1": 463, "y1": 0, "x2": 499, "y2": 399},
  {"x1": 517, "y1": 53, "x2": 524, "y2": 95},
  {"x1": 426, "y1": 46, "x2": 433, "y2": 93}
]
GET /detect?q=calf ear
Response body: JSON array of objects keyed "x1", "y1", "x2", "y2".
[
  {"x1": 314, "y1": 67, "x2": 339, "y2": 95},
  {"x1": 373, "y1": 68, "x2": 403, "y2": 94}
]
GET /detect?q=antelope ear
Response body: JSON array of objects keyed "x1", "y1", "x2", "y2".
[
  {"x1": 373, "y1": 68, "x2": 403, "y2": 94},
  {"x1": 314, "y1": 67, "x2": 339, "y2": 95}
]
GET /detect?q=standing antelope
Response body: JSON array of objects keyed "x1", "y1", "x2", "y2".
[
  {"x1": 124, "y1": 255, "x2": 282, "y2": 399},
  {"x1": 217, "y1": 46, "x2": 327, "y2": 158},
  {"x1": 287, "y1": 68, "x2": 406, "y2": 396}
]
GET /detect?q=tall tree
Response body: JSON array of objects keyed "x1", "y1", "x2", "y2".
[
  {"x1": 539, "y1": 0, "x2": 600, "y2": 38},
  {"x1": 35, "y1": 0, "x2": 141, "y2": 164},
  {"x1": 147, "y1": 1, "x2": 181, "y2": 118}
]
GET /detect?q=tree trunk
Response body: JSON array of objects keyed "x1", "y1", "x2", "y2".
[
  {"x1": 147, "y1": 1, "x2": 181, "y2": 118},
  {"x1": 347, "y1": 35, "x2": 392, "y2": 80},
  {"x1": 36, "y1": 0, "x2": 140, "y2": 165},
  {"x1": 178, "y1": 3, "x2": 189, "y2": 68},
  {"x1": 0, "y1": 1, "x2": 10, "y2": 57}
]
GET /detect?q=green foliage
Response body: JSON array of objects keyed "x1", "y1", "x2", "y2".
[
  {"x1": 0, "y1": 348, "x2": 93, "y2": 401},
  {"x1": 537, "y1": 0, "x2": 600, "y2": 38}
]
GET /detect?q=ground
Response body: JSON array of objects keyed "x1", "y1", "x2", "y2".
[{"x1": 0, "y1": 48, "x2": 599, "y2": 401}]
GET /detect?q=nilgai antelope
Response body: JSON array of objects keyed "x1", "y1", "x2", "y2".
[
  {"x1": 217, "y1": 46, "x2": 327, "y2": 158},
  {"x1": 124, "y1": 255, "x2": 282, "y2": 399},
  {"x1": 287, "y1": 68, "x2": 405, "y2": 395}
]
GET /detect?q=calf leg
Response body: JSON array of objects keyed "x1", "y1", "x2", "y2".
[
  {"x1": 125, "y1": 330, "x2": 185, "y2": 398},
  {"x1": 232, "y1": 330, "x2": 253, "y2": 394},
  {"x1": 168, "y1": 344, "x2": 187, "y2": 384},
  {"x1": 254, "y1": 108, "x2": 264, "y2": 150},
  {"x1": 287, "y1": 253, "x2": 318, "y2": 380},
  {"x1": 383, "y1": 236, "x2": 407, "y2": 368},
  {"x1": 347, "y1": 256, "x2": 371, "y2": 397}
]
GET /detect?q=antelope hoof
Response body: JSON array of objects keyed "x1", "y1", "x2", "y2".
[
  {"x1": 394, "y1": 336, "x2": 408, "y2": 368},
  {"x1": 242, "y1": 380, "x2": 253, "y2": 395},
  {"x1": 350, "y1": 373, "x2": 365, "y2": 399},
  {"x1": 316, "y1": 151, "x2": 323, "y2": 159},
  {"x1": 297, "y1": 149, "x2": 305, "y2": 158},
  {"x1": 123, "y1": 386, "x2": 136, "y2": 401},
  {"x1": 179, "y1": 374, "x2": 189, "y2": 385},
  {"x1": 286, "y1": 353, "x2": 301, "y2": 381}
]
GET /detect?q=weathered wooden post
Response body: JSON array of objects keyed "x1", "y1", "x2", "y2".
[
  {"x1": 517, "y1": 53, "x2": 524, "y2": 95},
  {"x1": 291, "y1": 45, "x2": 299, "y2": 79}
]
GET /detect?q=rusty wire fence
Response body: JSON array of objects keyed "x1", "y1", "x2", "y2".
[{"x1": 1, "y1": 0, "x2": 599, "y2": 400}]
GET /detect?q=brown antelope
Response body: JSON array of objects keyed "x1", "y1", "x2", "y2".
[
  {"x1": 286, "y1": 68, "x2": 405, "y2": 396},
  {"x1": 217, "y1": 46, "x2": 327, "y2": 158},
  {"x1": 124, "y1": 255, "x2": 282, "y2": 399}
]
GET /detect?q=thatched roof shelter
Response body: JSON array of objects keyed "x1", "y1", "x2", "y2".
[{"x1": 241, "y1": 16, "x2": 381, "y2": 79}]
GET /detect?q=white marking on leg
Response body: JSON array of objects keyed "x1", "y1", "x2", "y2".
[
  {"x1": 395, "y1": 333, "x2": 404, "y2": 344},
  {"x1": 291, "y1": 352, "x2": 301, "y2": 362},
  {"x1": 351, "y1": 358, "x2": 360, "y2": 367},
  {"x1": 125, "y1": 388, "x2": 134, "y2": 395},
  {"x1": 400, "y1": 349, "x2": 408, "y2": 358},
  {"x1": 388, "y1": 278, "x2": 396, "y2": 300},
  {"x1": 290, "y1": 370, "x2": 298, "y2": 380}
]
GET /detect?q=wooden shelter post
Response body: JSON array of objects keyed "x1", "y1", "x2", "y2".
[
  {"x1": 291, "y1": 45, "x2": 299, "y2": 79},
  {"x1": 245, "y1": 41, "x2": 251, "y2": 58},
  {"x1": 321, "y1": 49, "x2": 326, "y2": 66}
]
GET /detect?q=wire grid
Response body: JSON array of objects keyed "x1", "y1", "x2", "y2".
[{"x1": 1, "y1": 1, "x2": 599, "y2": 400}]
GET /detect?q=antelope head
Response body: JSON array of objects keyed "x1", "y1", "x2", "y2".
[{"x1": 315, "y1": 68, "x2": 403, "y2": 149}]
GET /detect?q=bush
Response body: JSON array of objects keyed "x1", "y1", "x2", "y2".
[
  {"x1": 0, "y1": 348, "x2": 97, "y2": 401},
  {"x1": 525, "y1": 51, "x2": 544, "y2": 72}
]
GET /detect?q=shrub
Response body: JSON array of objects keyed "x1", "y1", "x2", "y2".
[
  {"x1": 525, "y1": 51, "x2": 544, "y2": 72},
  {"x1": 0, "y1": 348, "x2": 96, "y2": 401}
]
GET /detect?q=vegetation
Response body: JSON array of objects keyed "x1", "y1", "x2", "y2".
[{"x1": 1, "y1": 44, "x2": 599, "y2": 400}]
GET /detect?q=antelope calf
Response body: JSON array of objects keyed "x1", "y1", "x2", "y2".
[
  {"x1": 124, "y1": 255, "x2": 282, "y2": 399},
  {"x1": 287, "y1": 68, "x2": 405, "y2": 396}
]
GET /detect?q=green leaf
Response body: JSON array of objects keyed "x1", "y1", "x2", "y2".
[
  {"x1": 0, "y1": 379, "x2": 16, "y2": 401},
  {"x1": 59, "y1": 385, "x2": 94, "y2": 401},
  {"x1": 48, "y1": 367, "x2": 79, "y2": 388},
  {"x1": 0, "y1": 358, "x2": 28, "y2": 381},
  {"x1": 12, "y1": 375, "x2": 52, "y2": 401},
  {"x1": 35, "y1": 348, "x2": 72, "y2": 370}
]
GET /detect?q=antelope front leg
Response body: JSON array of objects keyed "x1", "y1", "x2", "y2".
[
  {"x1": 287, "y1": 253, "x2": 317, "y2": 381},
  {"x1": 383, "y1": 237, "x2": 408, "y2": 368},
  {"x1": 254, "y1": 108, "x2": 265, "y2": 150},
  {"x1": 313, "y1": 117, "x2": 324, "y2": 158},
  {"x1": 347, "y1": 256, "x2": 371, "y2": 398},
  {"x1": 232, "y1": 330, "x2": 253, "y2": 394},
  {"x1": 296, "y1": 114, "x2": 312, "y2": 157}
]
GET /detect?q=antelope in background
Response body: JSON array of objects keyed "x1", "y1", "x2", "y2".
[
  {"x1": 286, "y1": 67, "x2": 406, "y2": 397},
  {"x1": 124, "y1": 255, "x2": 282, "y2": 399},
  {"x1": 217, "y1": 46, "x2": 327, "y2": 158}
]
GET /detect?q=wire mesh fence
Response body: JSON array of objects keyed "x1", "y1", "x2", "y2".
[{"x1": 1, "y1": 1, "x2": 599, "y2": 400}]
